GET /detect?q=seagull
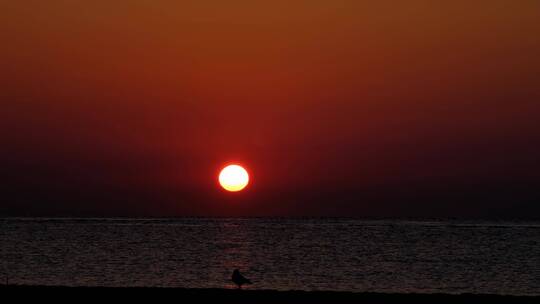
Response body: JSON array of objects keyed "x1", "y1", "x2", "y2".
[{"x1": 231, "y1": 269, "x2": 252, "y2": 289}]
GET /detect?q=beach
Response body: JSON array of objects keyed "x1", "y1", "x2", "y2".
[{"x1": 2, "y1": 285, "x2": 538, "y2": 304}]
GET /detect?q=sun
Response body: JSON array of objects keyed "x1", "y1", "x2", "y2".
[{"x1": 219, "y1": 164, "x2": 250, "y2": 192}]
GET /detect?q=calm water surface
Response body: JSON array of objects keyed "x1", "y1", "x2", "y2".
[{"x1": 1, "y1": 218, "x2": 539, "y2": 295}]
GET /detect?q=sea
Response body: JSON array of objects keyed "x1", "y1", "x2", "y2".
[{"x1": 1, "y1": 218, "x2": 539, "y2": 296}]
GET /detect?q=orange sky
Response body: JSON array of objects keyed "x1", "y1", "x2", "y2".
[{"x1": 1, "y1": 1, "x2": 540, "y2": 217}]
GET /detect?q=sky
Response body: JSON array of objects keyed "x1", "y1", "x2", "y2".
[{"x1": 1, "y1": 1, "x2": 540, "y2": 218}]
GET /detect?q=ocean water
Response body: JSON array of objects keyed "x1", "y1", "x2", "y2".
[{"x1": 1, "y1": 218, "x2": 539, "y2": 295}]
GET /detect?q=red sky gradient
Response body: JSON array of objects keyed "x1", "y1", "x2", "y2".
[{"x1": 1, "y1": 1, "x2": 540, "y2": 217}]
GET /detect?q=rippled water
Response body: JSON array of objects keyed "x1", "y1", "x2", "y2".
[{"x1": 1, "y1": 218, "x2": 539, "y2": 295}]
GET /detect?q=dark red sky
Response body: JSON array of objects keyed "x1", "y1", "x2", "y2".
[{"x1": 1, "y1": 1, "x2": 540, "y2": 218}]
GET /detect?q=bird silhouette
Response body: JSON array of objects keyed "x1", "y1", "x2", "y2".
[{"x1": 231, "y1": 269, "x2": 252, "y2": 289}]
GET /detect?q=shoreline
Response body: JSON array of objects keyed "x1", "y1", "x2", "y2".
[{"x1": 2, "y1": 285, "x2": 538, "y2": 303}]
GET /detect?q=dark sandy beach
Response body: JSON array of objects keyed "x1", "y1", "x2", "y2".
[{"x1": 1, "y1": 285, "x2": 538, "y2": 303}]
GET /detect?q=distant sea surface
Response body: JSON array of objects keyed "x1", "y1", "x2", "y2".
[{"x1": 1, "y1": 218, "x2": 539, "y2": 295}]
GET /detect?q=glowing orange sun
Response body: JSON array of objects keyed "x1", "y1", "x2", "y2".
[{"x1": 219, "y1": 165, "x2": 250, "y2": 192}]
